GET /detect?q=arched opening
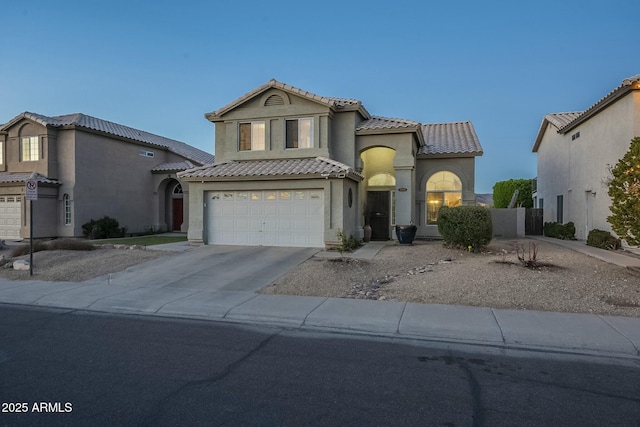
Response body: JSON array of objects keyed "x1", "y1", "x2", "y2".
[
  {"x1": 426, "y1": 171, "x2": 462, "y2": 224},
  {"x1": 360, "y1": 147, "x2": 396, "y2": 240},
  {"x1": 170, "y1": 182, "x2": 184, "y2": 231}
]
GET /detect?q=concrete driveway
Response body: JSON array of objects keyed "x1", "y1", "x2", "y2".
[{"x1": 92, "y1": 245, "x2": 319, "y2": 292}]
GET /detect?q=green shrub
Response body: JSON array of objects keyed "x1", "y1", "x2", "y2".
[
  {"x1": 586, "y1": 229, "x2": 621, "y2": 250},
  {"x1": 607, "y1": 137, "x2": 640, "y2": 245},
  {"x1": 437, "y1": 206, "x2": 493, "y2": 251},
  {"x1": 492, "y1": 179, "x2": 534, "y2": 208},
  {"x1": 82, "y1": 216, "x2": 127, "y2": 239},
  {"x1": 543, "y1": 222, "x2": 576, "y2": 240}
]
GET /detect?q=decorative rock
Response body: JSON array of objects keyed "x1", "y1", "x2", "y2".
[
  {"x1": 3, "y1": 261, "x2": 13, "y2": 269},
  {"x1": 13, "y1": 260, "x2": 30, "y2": 270}
]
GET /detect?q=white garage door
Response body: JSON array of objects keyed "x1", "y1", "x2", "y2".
[
  {"x1": 207, "y1": 189, "x2": 324, "y2": 247},
  {"x1": 0, "y1": 196, "x2": 21, "y2": 240}
]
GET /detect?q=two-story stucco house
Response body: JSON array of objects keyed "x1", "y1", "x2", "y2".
[
  {"x1": 179, "y1": 80, "x2": 483, "y2": 248},
  {"x1": 532, "y1": 74, "x2": 640, "y2": 240},
  {"x1": 0, "y1": 112, "x2": 214, "y2": 239}
]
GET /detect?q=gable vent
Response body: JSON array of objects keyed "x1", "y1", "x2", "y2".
[{"x1": 265, "y1": 94, "x2": 285, "y2": 106}]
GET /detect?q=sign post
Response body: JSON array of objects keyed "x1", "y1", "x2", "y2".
[{"x1": 25, "y1": 177, "x2": 38, "y2": 277}]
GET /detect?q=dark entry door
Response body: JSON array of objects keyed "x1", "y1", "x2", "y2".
[
  {"x1": 172, "y1": 198, "x2": 183, "y2": 231},
  {"x1": 367, "y1": 191, "x2": 390, "y2": 240}
]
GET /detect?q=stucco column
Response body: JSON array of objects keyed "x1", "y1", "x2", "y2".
[
  {"x1": 187, "y1": 182, "x2": 204, "y2": 245},
  {"x1": 394, "y1": 166, "x2": 414, "y2": 225}
]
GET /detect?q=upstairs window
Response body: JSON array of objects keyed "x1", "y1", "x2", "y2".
[
  {"x1": 286, "y1": 118, "x2": 313, "y2": 149},
  {"x1": 239, "y1": 122, "x2": 265, "y2": 151},
  {"x1": 21, "y1": 136, "x2": 39, "y2": 161}
]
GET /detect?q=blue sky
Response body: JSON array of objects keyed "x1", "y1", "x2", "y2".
[{"x1": 1, "y1": 0, "x2": 638, "y2": 193}]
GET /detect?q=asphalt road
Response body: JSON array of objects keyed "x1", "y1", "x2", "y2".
[{"x1": 1, "y1": 305, "x2": 639, "y2": 426}]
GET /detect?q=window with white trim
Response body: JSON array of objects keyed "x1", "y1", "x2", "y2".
[
  {"x1": 0, "y1": 140, "x2": 4, "y2": 165},
  {"x1": 286, "y1": 118, "x2": 313, "y2": 149},
  {"x1": 21, "y1": 136, "x2": 39, "y2": 161},
  {"x1": 239, "y1": 122, "x2": 265, "y2": 151}
]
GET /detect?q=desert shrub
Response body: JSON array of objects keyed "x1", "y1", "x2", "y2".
[
  {"x1": 336, "y1": 229, "x2": 361, "y2": 254},
  {"x1": 586, "y1": 229, "x2": 621, "y2": 250},
  {"x1": 437, "y1": 206, "x2": 493, "y2": 251},
  {"x1": 543, "y1": 222, "x2": 575, "y2": 239},
  {"x1": 82, "y1": 216, "x2": 127, "y2": 239}
]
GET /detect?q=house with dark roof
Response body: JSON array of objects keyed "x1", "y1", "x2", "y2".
[
  {"x1": 178, "y1": 80, "x2": 482, "y2": 247},
  {"x1": 0, "y1": 112, "x2": 214, "y2": 239},
  {"x1": 532, "y1": 74, "x2": 640, "y2": 241}
]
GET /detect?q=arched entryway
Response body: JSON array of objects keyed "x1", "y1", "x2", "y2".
[
  {"x1": 360, "y1": 147, "x2": 396, "y2": 240},
  {"x1": 170, "y1": 182, "x2": 184, "y2": 231}
]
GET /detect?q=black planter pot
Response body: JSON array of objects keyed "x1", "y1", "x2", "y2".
[{"x1": 395, "y1": 225, "x2": 417, "y2": 245}]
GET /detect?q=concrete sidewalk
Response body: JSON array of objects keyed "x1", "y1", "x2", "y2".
[{"x1": 0, "y1": 239, "x2": 639, "y2": 360}]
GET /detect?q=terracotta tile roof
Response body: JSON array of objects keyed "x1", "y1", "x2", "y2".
[
  {"x1": 544, "y1": 112, "x2": 583, "y2": 129},
  {"x1": 151, "y1": 161, "x2": 196, "y2": 173},
  {"x1": 1, "y1": 112, "x2": 214, "y2": 165},
  {"x1": 356, "y1": 116, "x2": 421, "y2": 131},
  {"x1": 206, "y1": 79, "x2": 370, "y2": 119},
  {"x1": 0, "y1": 172, "x2": 60, "y2": 185},
  {"x1": 178, "y1": 157, "x2": 363, "y2": 181},
  {"x1": 419, "y1": 121, "x2": 483, "y2": 155}
]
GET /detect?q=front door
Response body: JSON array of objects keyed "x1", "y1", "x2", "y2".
[
  {"x1": 172, "y1": 198, "x2": 183, "y2": 231},
  {"x1": 367, "y1": 191, "x2": 390, "y2": 240}
]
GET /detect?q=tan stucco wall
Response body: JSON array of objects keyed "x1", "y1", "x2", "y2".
[
  {"x1": 535, "y1": 91, "x2": 640, "y2": 239},
  {"x1": 69, "y1": 129, "x2": 192, "y2": 236},
  {"x1": 212, "y1": 89, "x2": 333, "y2": 163}
]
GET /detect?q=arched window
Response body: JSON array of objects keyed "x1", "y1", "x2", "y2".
[
  {"x1": 173, "y1": 183, "x2": 183, "y2": 194},
  {"x1": 426, "y1": 171, "x2": 462, "y2": 224},
  {"x1": 63, "y1": 194, "x2": 71, "y2": 225}
]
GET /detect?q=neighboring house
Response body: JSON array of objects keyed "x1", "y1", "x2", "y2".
[
  {"x1": 532, "y1": 74, "x2": 640, "y2": 240},
  {"x1": 0, "y1": 112, "x2": 214, "y2": 239},
  {"x1": 179, "y1": 80, "x2": 483, "y2": 248}
]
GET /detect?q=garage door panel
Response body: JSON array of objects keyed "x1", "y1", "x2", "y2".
[
  {"x1": 208, "y1": 189, "x2": 324, "y2": 248},
  {"x1": 0, "y1": 198, "x2": 21, "y2": 240},
  {"x1": 263, "y1": 205, "x2": 278, "y2": 216}
]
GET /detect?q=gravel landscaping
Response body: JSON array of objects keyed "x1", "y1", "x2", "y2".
[{"x1": 261, "y1": 239, "x2": 640, "y2": 318}]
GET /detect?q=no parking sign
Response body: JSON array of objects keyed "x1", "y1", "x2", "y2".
[{"x1": 26, "y1": 178, "x2": 38, "y2": 201}]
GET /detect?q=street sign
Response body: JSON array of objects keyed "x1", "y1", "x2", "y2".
[{"x1": 26, "y1": 179, "x2": 38, "y2": 201}]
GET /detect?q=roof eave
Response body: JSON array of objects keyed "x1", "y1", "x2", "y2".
[
  {"x1": 532, "y1": 118, "x2": 552, "y2": 153},
  {"x1": 418, "y1": 151, "x2": 483, "y2": 159},
  {"x1": 559, "y1": 84, "x2": 639, "y2": 134}
]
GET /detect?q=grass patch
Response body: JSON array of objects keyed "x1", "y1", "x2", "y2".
[
  {"x1": 10, "y1": 239, "x2": 96, "y2": 257},
  {"x1": 96, "y1": 235, "x2": 187, "y2": 246}
]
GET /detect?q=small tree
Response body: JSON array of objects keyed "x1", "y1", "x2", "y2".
[
  {"x1": 607, "y1": 137, "x2": 640, "y2": 245},
  {"x1": 492, "y1": 179, "x2": 533, "y2": 208}
]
